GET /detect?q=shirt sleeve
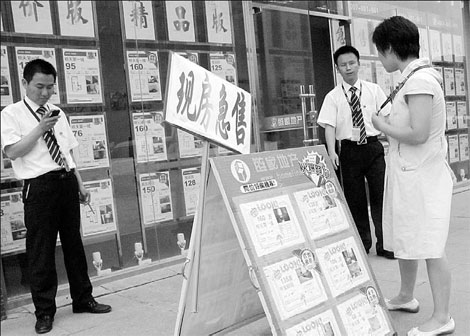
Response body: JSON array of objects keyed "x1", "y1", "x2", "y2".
[
  {"x1": 403, "y1": 72, "x2": 435, "y2": 96},
  {"x1": 317, "y1": 93, "x2": 337, "y2": 128},
  {"x1": 1, "y1": 107, "x2": 22, "y2": 150}
]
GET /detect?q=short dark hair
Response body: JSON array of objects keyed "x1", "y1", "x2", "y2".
[
  {"x1": 23, "y1": 59, "x2": 57, "y2": 83},
  {"x1": 333, "y1": 45, "x2": 360, "y2": 65},
  {"x1": 372, "y1": 16, "x2": 419, "y2": 60}
]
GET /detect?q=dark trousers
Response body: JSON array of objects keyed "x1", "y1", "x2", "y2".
[
  {"x1": 23, "y1": 170, "x2": 93, "y2": 319},
  {"x1": 339, "y1": 140, "x2": 386, "y2": 252}
]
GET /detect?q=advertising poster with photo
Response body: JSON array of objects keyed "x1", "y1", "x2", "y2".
[
  {"x1": 443, "y1": 68, "x2": 455, "y2": 96},
  {"x1": 69, "y1": 115, "x2": 110, "y2": 170},
  {"x1": 139, "y1": 172, "x2": 173, "y2": 224},
  {"x1": 1, "y1": 46, "x2": 13, "y2": 106},
  {"x1": 57, "y1": 0, "x2": 95, "y2": 37},
  {"x1": 177, "y1": 129, "x2": 203, "y2": 158},
  {"x1": 210, "y1": 53, "x2": 237, "y2": 85},
  {"x1": 293, "y1": 187, "x2": 349, "y2": 240},
  {"x1": 132, "y1": 111, "x2": 167, "y2": 162},
  {"x1": 122, "y1": 0, "x2": 155, "y2": 40},
  {"x1": 285, "y1": 309, "x2": 342, "y2": 336},
  {"x1": 263, "y1": 255, "x2": 328, "y2": 320},
  {"x1": 127, "y1": 51, "x2": 162, "y2": 102},
  {"x1": 182, "y1": 167, "x2": 201, "y2": 216},
  {"x1": 454, "y1": 68, "x2": 466, "y2": 96},
  {"x1": 11, "y1": 0, "x2": 53, "y2": 34},
  {"x1": 337, "y1": 291, "x2": 391, "y2": 336},
  {"x1": 1, "y1": 190, "x2": 26, "y2": 254},
  {"x1": 374, "y1": 63, "x2": 393, "y2": 96},
  {"x1": 459, "y1": 134, "x2": 469, "y2": 161},
  {"x1": 448, "y1": 135, "x2": 459, "y2": 163},
  {"x1": 457, "y1": 102, "x2": 468, "y2": 129},
  {"x1": 316, "y1": 237, "x2": 370, "y2": 297},
  {"x1": 445, "y1": 102, "x2": 457, "y2": 130},
  {"x1": 205, "y1": 1, "x2": 232, "y2": 44},
  {"x1": 16, "y1": 47, "x2": 60, "y2": 105},
  {"x1": 63, "y1": 49, "x2": 103, "y2": 104},
  {"x1": 239, "y1": 195, "x2": 305, "y2": 257},
  {"x1": 1, "y1": 150, "x2": 15, "y2": 181},
  {"x1": 81, "y1": 179, "x2": 117, "y2": 236},
  {"x1": 165, "y1": 1, "x2": 195, "y2": 42}
]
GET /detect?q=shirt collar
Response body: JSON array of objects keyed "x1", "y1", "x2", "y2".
[
  {"x1": 342, "y1": 79, "x2": 361, "y2": 92},
  {"x1": 401, "y1": 58, "x2": 430, "y2": 79},
  {"x1": 24, "y1": 96, "x2": 48, "y2": 113}
]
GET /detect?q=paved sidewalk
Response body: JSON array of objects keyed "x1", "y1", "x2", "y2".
[{"x1": 1, "y1": 189, "x2": 469, "y2": 336}]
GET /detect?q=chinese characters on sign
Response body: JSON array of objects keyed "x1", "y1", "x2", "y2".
[
  {"x1": 123, "y1": 0, "x2": 155, "y2": 40},
  {"x1": 127, "y1": 51, "x2": 162, "y2": 102},
  {"x1": 132, "y1": 111, "x2": 168, "y2": 163},
  {"x1": 139, "y1": 172, "x2": 173, "y2": 225},
  {"x1": 57, "y1": 0, "x2": 95, "y2": 37},
  {"x1": 12, "y1": 0, "x2": 53, "y2": 34},
  {"x1": 165, "y1": 52, "x2": 251, "y2": 154},
  {"x1": 205, "y1": 1, "x2": 232, "y2": 44},
  {"x1": 165, "y1": 1, "x2": 195, "y2": 42}
]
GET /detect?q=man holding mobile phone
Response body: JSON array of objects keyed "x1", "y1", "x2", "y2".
[{"x1": 1, "y1": 59, "x2": 111, "y2": 334}]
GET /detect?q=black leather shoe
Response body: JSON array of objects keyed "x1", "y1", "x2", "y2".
[
  {"x1": 377, "y1": 250, "x2": 395, "y2": 259},
  {"x1": 73, "y1": 299, "x2": 112, "y2": 314},
  {"x1": 35, "y1": 315, "x2": 53, "y2": 334}
]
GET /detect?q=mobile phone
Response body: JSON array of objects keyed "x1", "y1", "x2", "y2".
[{"x1": 50, "y1": 109, "x2": 60, "y2": 117}]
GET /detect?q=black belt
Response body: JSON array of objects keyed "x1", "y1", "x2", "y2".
[
  {"x1": 28, "y1": 168, "x2": 75, "y2": 181},
  {"x1": 341, "y1": 136, "x2": 378, "y2": 145}
]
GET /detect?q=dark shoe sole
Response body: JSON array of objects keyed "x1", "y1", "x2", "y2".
[{"x1": 72, "y1": 307, "x2": 112, "y2": 314}]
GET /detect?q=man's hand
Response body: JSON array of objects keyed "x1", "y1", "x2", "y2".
[
  {"x1": 78, "y1": 186, "x2": 91, "y2": 205},
  {"x1": 329, "y1": 151, "x2": 339, "y2": 170},
  {"x1": 39, "y1": 111, "x2": 60, "y2": 133}
]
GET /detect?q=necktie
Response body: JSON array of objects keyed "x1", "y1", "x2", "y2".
[
  {"x1": 349, "y1": 86, "x2": 367, "y2": 144},
  {"x1": 37, "y1": 106, "x2": 65, "y2": 167}
]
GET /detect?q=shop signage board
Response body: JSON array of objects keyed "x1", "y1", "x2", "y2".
[{"x1": 174, "y1": 145, "x2": 397, "y2": 335}]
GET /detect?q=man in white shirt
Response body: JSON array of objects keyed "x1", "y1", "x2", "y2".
[
  {"x1": 1, "y1": 59, "x2": 111, "y2": 334},
  {"x1": 317, "y1": 46, "x2": 394, "y2": 259}
]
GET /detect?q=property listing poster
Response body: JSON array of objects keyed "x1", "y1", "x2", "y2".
[
  {"x1": 177, "y1": 129, "x2": 203, "y2": 158},
  {"x1": 139, "y1": 172, "x2": 173, "y2": 224},
  {"x1": 337, "y1": 292, "x2": 391, "y2": 336},
  {"x1": 210, "y1": 53, "x2": 237, "y2": 85},
  {"x1": 285, "y1": 309, "x2": 342, "y2": 336},
  {"x1": 122, "y1": 0, "x2": 155, "y2": 40},
  {"x1": 446, "y1": 102, "x2": 457, "y2": 130},
  {"x1": 358, "y1": 60, "x2": 373, "y2": 83},
  {"x1": 69, "y1": 115, "x2": 110, "y2": 170},
  {"x1": 447, "y1": 135, "x2": 459, "y2": 163},
  {"x1": 316, "y1": 236, "x2": 370, "y2": 297},
  {"x1": 132, "y1": 111, "x2": 167, "y2": 162},
  {"x1": 63, "y1": 49, "x2": 103, "y2": 104},
  {"x1": 182, "y1": 167, "x2": 201, "y2": 216},
  {"x1": 457, "y1": 102, "x2": 468, "y2": 129},
  {"x1": 455, "y1": 69, "x2": 466, "y2": 96},
  {"x1": 205, "y1": 0, "x2": 232, "y2": 44},
  {"x1": 1, "y1": 190, "x2": 26, "y2": 254},
  {"x1": 293, "y1": 187, "x2": 349, "y2": 240},
  {"x1": 57, "y1": 0, "x2": 95, "y2": 37},
  {"x1": 1, "y1": 46, "x2": 13, "y2": 106},
  {"x1": 429, "y1": 29, "x2": 442, "y2": 62},
  {"x1": 80, "y1": 179, "x2": 117, "y2": 236},
  {"x1": 16, "y1": 47, "x2": 60, "y2": 105},
  {"x1": 459, "y1": 134, "x2": 469, "y2": 161},
  {"x1": 1, "y1": 150, "x2": 14, "y2": 181},
  {"x1": 165, "y1": 1, "x2": 195, "y2": 42},
  {"x1": 11, "y1": 0, "x2": 52, "y2": 34},
  {"x1": 239, "y1": 195, "x2": 305, "y2": 257},
  {"x1": 443, "y1": 68, "x2": 455, "y2": 96},
  {"x1": 178, "y1": 52, "x2": 199, "y2": 64},
  {"x1": 263, "y1": 255, "x2": 328, "y2": 320},
  {"x1": 127, "y1": 51, "x2": 162, "y2": 102}
]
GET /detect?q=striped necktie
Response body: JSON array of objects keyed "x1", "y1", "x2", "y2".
[
  {"x1": 37, "y1": 106, "x2": 65, "y2": 167},
  {"x1": 349, "y1": 87, "x2": 367, "y2": 144}
]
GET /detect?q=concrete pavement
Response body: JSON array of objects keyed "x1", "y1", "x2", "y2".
[{"x1": 1, "y1": 189, "x2": 469, "y2": 336}]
